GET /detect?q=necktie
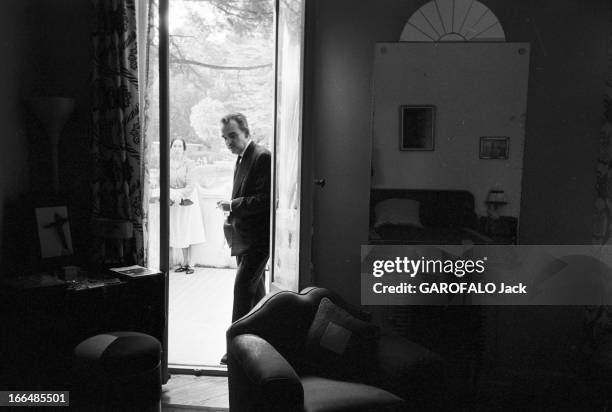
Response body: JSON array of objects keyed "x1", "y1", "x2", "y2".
[{"x1": 234, "y1": 155, "x2": 241, "y2": 179}]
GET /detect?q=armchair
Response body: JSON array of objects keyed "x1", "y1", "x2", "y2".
[{"x1": 226, "y1": 287, "x2": 444, "y2": 411}]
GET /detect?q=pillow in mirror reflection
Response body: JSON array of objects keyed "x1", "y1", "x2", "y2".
[{"x1": 374, "y1": 198, "x2": 423, "y2": 229}]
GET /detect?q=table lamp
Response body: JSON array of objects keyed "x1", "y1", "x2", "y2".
[
  {"x1": 486, "y1": 189, "x2": 507, "y2": 219},
  {"x1": 92, "y1": 218, "x2": 134, "y2": 266},
  {"x1": 26, "y1": 96, "x2": 75, "y2": 194}
]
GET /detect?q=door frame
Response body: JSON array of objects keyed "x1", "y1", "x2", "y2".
[
  {"x1": 157, "y1": 0, "x2": 313, "y2": 376},
  {"x1": 269, "y1": 0, "x2": 311, "y2": 293}
]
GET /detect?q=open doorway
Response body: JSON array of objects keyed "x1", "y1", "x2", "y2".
[{"x1": 145, "y1": 0, "x2": 275, "y2": 368}]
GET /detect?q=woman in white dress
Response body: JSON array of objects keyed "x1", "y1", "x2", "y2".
[{"x1": 170, "y1": 138, "x2": 206, "y2": 274}]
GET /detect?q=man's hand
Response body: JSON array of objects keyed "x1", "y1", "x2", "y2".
[
  {"x1": 217, "y1": 200, "x2": 231, "y2": 212},
  {"x1": 170, "y1": 188, "x2": 181, "y2": 203}
]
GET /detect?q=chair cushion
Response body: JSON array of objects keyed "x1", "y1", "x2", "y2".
[
  {"x1": 304, "y1": 298, "x2": 380, "y2": 379},
  {"x1": 74, "y1": 331, "x2": 161, "y2": 377},
  {"x1": 301, "y1": 376, "x2": 406, "y2": 412}
]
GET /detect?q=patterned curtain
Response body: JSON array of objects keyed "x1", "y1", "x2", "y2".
[
  {"x1": 91, "y1": 0, "x2": 144, "y2": 265},
  {"x1": 141, "y1": 0, "x2": 158, "y2": 268}
]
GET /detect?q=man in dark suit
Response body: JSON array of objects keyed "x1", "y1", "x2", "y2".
[{"x1": 217, "y1": 113, "x2": 271, "y2": 363}]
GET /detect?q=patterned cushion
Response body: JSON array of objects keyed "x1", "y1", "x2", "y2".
[{"x1": 304, "y1": 298, "x2": 380, "y2": 379}]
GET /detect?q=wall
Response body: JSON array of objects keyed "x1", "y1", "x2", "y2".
[
  {"x1": 0, "y1": 1, "x2": 31, "y2": 270},
  {"x1": 0, "y1": 0, "x2": 93, "y2": 274},
  {"x1": 306, "y1": 0, "x2": 612, "y2": 304}
]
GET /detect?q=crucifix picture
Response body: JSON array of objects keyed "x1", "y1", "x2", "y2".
[{"x1": 35, "y1": 206, "x2": 74, "y2": 258}]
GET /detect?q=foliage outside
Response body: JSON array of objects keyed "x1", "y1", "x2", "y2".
[{"x1": 147, "y1": 0, "x2": 275, "y2": 192}]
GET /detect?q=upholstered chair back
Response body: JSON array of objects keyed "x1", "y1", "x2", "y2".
[{"x1": 226, "y1": 287, "x2": 370, "y2": 369}]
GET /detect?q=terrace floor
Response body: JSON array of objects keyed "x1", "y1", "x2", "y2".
[{"x1": 168, "y1": 266, "x2": 235, "y2": 367}]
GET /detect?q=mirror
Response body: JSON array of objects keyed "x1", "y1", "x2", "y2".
[{"x1": 368, "y1": 43, "x2": 529, "y2": 245}]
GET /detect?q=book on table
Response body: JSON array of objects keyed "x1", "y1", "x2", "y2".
[{"x1": 108, "y1": 265, "x2": 159, "y2": 278}]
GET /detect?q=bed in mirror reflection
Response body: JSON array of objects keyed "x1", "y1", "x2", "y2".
[{"x1": 368, "y1": 188, "x2": 498, "y2": 245}]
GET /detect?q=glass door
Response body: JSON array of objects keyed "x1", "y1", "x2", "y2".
[{"x1": 271, "y1": 0, "x2": 306, "y2": 292}]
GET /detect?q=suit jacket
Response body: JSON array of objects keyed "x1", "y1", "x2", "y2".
[{"x1": 223, "y1": 142, "x2": 271, "y2": 256}]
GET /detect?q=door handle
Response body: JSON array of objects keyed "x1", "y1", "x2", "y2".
[{"x1": 314, "y1": 178, "x2": 326, "y2": 188}]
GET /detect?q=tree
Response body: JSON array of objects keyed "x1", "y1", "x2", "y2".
[{"x1": 144, "y1": 0, "x2": 278, "y2": 174}]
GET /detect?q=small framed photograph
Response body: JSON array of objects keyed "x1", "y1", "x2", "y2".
[
  {"x1": 480, "y1": 136, "x2": 509, "y2": 159},
  {"x1": 399, "y1": 105, "x2": 435, "y2": 151},
  {"x1": 35, "y1": 205, "x2": 74, "y2": 258}
]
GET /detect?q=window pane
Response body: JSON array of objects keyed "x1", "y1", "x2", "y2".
[{"x1": 273, "y1": 0, "x2": 305, "y2": 291}]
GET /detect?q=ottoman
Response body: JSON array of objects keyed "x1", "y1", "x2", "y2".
[{"x1": 73, "y1": 331, "x2": 162, "y2": 411}]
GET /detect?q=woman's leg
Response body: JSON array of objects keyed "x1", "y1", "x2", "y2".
[
  {"x1": 172, "y1": 247, "x2": 186, "y2": 272},
  {"x1": 182, "y1": 248, "x2": 189, "y2": 265},
  {"x1": 184, "y1": 247, "x2": 194, "y2": 274}
]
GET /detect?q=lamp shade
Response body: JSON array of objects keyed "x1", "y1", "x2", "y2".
[
  {"x1": 486, "y1": 189, "x2": 507, "y2": 205},
  {"x1": 26, "y1": 96, "x2": 75, "y2": 194},
  {"x1": 26, "y1": 97, "x2": 75, "y2": 141}
]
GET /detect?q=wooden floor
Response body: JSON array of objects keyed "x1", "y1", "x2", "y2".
[
  {"x1": 162, "y1": 374, "x2": 229, "y2": 411},
  {"x1": 169, "y1": 267, "x2": 235, "y2": 366}
]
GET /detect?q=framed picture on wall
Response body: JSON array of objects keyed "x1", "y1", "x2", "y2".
[
  {"x1": 35, "y1": 205, "x2": 74, "y2": 259},
  {"x1": 480, "y1": 136, "x2": 509, "y2": 159},
  {"x1": 399, "y1": 105, "x2": 435, "y2": 151}
]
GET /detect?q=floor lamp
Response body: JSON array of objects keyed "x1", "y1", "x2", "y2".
[{"x1": 26, "y1": 97, "x2": 75, "y2": 195}]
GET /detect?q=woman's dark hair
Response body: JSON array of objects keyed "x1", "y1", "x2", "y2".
[
  {"x1": 170, "y1": 138, "x2": 187, "y2": 151},
  {"x1": 221, "y1": 113, "x2": 250, "y2": 137}
]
